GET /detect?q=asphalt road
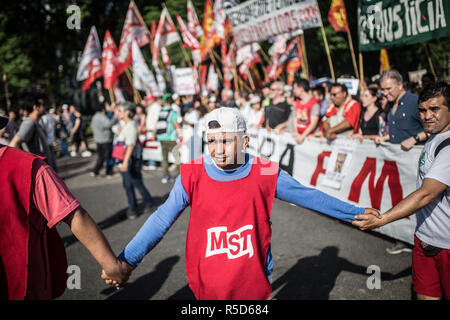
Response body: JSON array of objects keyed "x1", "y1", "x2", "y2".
[{"x1": 56, "y1": 153, "x2": 413, "y2": 300}]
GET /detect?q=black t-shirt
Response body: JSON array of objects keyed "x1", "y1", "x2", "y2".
[
  {"x1": 264, "y1": 100, "x2": 291, "y2": 129},
  {"x1": 360, "y1": 109, "x2": 384, "y2": 136}
]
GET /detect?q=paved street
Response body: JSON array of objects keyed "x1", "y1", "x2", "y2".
[{"x1": 56, "y1": 153, "x2": 413, "y2": 300}]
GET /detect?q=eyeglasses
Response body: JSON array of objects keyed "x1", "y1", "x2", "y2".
[{"x1": 330, "y1": 92, "x2": 342, "y2": 97}]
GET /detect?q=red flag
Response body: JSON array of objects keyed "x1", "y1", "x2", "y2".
[
  {"x1": 200, "y1": 0, "x2": 220, "y2": 60},
  {"x1": 175, "y1": 14, "x2": 200, "y2": 50},
  {"x1": 117, "y1": 1, "x2": 150, "y2": 76},
  {"x1": 187, "y1": 0, "x2": 203, "y2": 39},
  {"x1": 239, "y1": 52, "x2": 261, "y2": 80},
  {"x1": 223, "y1": 40, "x2": 236, "y2": 89},
  {"x1": 153, "y1": 7, "x2": 180, "y2": 66},
  {"x1": 77, "y1": 26, "x2": 102, "y2": 91},
  {"x1": 328, "y1": 0, "x2": 349, "y2": 32},
  {"x1": 102, "y1": 30, "x2": 119, "y2": 89},
  {"x1": 161, "y1": 46, "x2": 171, "y2": 66}
]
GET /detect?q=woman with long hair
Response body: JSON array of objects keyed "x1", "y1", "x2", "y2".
[{"x1": 352, "y1": 87, "x2": 386, "y2": 142}]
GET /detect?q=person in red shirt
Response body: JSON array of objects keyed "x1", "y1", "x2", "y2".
[
  {"x1": 291, "y1": 78, "x2": 320, "y2": 144},
  {"x1": 322, "y1": 83, "x2": 361, "y2": 140},
  {"x1": 0, "y1": 113, "x2": 130, "y2": 299}
]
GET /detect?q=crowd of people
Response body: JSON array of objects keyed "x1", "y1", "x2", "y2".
[{"x1": 1, "y1": 70, "x2": 449, "y2": 300}]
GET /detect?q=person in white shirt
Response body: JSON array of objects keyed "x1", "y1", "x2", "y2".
[{"x1": 353, "y1": 82, "x2": 450, "y2": 300}]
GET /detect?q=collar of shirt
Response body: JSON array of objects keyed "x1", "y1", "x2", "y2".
[{"x1": 203, "y1": 153, "x2": 253, "y2": 181}]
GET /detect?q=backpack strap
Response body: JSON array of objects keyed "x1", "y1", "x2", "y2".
[{"x1": 434, "y1": 137, "x2": 450, "y2": 158}]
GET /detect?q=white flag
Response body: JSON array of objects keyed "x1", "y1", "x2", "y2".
[
  {"x1": 154, "y1": 65, "x2": 166, "y2": 95},
  {"x1": 153, "y1": 8, "x2": 180, "y2": 64},
  {"x1": 76, "y1": 26, "x2": 102, "y2": 81},
  {"x1": 131, "y1": 40, "x2": 162, "y2": 97},
  {"x1": 187, "y1": 0, "x2": 203, "y2": 38}
]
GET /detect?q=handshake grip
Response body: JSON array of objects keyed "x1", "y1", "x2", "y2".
[{"x1": 101, "y1": 259, "x2": 134, "y2": 289}]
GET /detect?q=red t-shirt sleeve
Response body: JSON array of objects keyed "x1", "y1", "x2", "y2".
[
  {"x1": 343, "y1": 100, "x2": 361, "y2": 133},
  {"x1": 31, "y1": 159, "x2": 80, "y2": 228}
]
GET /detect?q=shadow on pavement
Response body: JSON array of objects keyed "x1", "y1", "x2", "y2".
[
  {"x1": 100, "y1": 256, "x2": 180, "y2": 300},
  {"x1": 167, "y1": 285, "x2": 196, "y2": 300},
  {"x1": 271, "y1": 246, "x2": 412, "y2": 300}
]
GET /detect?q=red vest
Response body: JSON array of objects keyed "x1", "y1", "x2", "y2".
[
  {"x1": 0, "y1": 147, "x2": 67, "y2": 299},
  {"x1": 295, "y1": 97, "x2": 319, "y2": 134},
  {"x1": 180, "y1": 157, "x2": 278, "y2": 300}
]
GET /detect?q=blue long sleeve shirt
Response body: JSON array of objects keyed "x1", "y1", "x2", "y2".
[{"x1": 119, "y1": 154, "x2": 364, "y2": 280}]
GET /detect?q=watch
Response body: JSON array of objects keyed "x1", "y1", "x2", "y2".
[{"x1": 414, "y1": 134, "x2": 421, "y2": 143}]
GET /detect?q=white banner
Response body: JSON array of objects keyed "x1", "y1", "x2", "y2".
[
  {"x1": 142, "y1": 127, "x2": 422, "y2": 245},
  {"x1": 172, "y1": 67, "x2": 197, "y2": 96},
  {"x1": 131, "y1": 40, "x2": 162, "y2": 97},
  {"x1": 225, "y1": 0, "x2": 322, "y2": 46}
]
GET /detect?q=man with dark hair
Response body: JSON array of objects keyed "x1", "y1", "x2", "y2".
[
  {"x1": 91, "y1": 103, "x2": 117, "y2": 177},
  {"x1": 292, "y1": 78, "x2": 320, "y2": 144},
  {"x1": 312, "y1": 85, "x2": 328, "y2": 117},
  {"x1": 353, "y1": 82, "x2": 450, "y2": 300},
  {"x1": 9, "y1": 88, "x2": 55, "y2": 167},
  {"x1": 321, "y1": 83, "x2": 361, "y2": 140},
  {"x1": 264, "y1": 81, "x2": 291, "y2": 133}
]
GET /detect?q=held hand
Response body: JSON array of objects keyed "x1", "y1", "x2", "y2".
[
  {"x1": 352, "y1": 208, "x2": 385, "y2": 231},
  {"x1": 101, "y1": 259, "x2": 133, "y2": 289}
]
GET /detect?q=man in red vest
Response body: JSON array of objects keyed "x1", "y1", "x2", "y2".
[
  {"x1": 292, "y1": 78, "x2": 321, "y2": 144},
  {"x1": 104, "y1": 107, "x2": 379, "y2": 299},
  {"x1": 0, "y1": 112, "x2": 130, "y2": 299},
  {"x1": 322, "y1": 83, "x2": 361, "y2": 140}
]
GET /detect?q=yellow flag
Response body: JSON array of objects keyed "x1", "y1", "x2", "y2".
[{"x1": 379, "y1": 49, "x2": 390, "y2": 73}]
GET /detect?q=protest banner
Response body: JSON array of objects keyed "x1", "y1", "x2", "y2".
[
  {"x1": 337, "y1": 78, "x2": 360, "y2": 96},
  {"x1": 142, "y1": 127, "x2": 421, "y2": 245},
  {"x1": 225, "y1": 0, "x2": 322, "y2": 46},
  {"x1": 172, "y1": 67, "x2": 197, "y2": 95},
  {"x1": 358, "y1": 0, "x2": 450, "y2": 51}
]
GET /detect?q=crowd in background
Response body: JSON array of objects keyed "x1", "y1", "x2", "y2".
[{"x1": 0, "y1": 69, "x2": 439, "y2": 178}]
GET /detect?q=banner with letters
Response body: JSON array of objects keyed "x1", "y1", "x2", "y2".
[
  {"x1": 225, "y1": 0, "x2": 322, "y2": 46},
  {"x1": 141, "y1": 127, "x2": 422, "y2": 245},
  {"x1": 358, "y1": 0, "x2": 450, "y2": 51}
]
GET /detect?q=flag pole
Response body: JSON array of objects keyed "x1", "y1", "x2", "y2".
[
  {"x1": 108, "y1": 87, "x2": 115, "y2": 104},
  {"x1": 320, "y1": 25, "x2": 335, "y2": 81},
  {"x1": 300, "y1": 35, "x2": 309, "y2": 79},
  {"x1": 359, "y1": 52, "x2": 365, "y2": 91},
  {"x1": 247, "y1": 71, "x2": 256, "y2": 91},
  {"x1": 230, "y1": 50, "x2": 240, "y2": 93},
  {"x1": 423, "y1": 42, "x2": 437, "y2": 79},
  {"x1": 208, "y1": 49, "x2": 224, "y2": 82},
  {"x1": 125, "y1": 68, "x2": 142, "y2": 104},
  {"x1": 346, "y1": 29, "x2": 360, "y2": 80}
]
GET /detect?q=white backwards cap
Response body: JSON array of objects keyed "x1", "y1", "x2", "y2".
[{"x1": 204, "y1": 107, "x2": 247, "y2": 134}]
